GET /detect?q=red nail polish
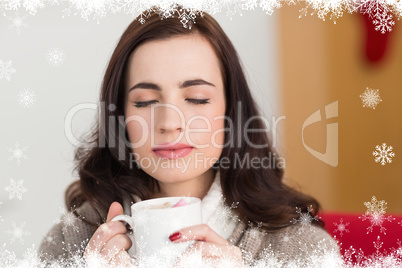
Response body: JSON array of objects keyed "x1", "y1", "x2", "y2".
[{"x1": 169, "y1": 232, "x2": 181, "y2": 241}]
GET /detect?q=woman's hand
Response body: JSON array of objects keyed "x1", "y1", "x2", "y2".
[
  {"x1": 169, "y1": 224, "x2": 243, "y2": 267},
  {"x1": 84, "y1": 202, "x2": 132, "y2": 266}
]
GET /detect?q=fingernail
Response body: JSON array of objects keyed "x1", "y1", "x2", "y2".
[{"x1": 169, "y1": 232, "x2": 181, "y2": 241}]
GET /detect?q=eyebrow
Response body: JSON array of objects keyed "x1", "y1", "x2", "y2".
[{"x1": 128, "y1": 79, "x2": 215, "y2": 92}]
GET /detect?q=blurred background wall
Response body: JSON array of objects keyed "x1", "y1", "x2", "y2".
[{"x1": 278, "y1": 5, "x2": 402, "y2": 213}]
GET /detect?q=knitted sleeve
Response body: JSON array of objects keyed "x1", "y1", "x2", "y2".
[
  {"x1": 254, "y1": 224, "x2": 343, "y2": 266},
  {"x1": 38, "y1": 203, "x2": 100, "y2": 265},
  {"x1": 38, "y1": 221, "x2": 68, "y2": 263}
]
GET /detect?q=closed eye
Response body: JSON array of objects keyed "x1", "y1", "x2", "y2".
[
  {"x1": 133, "y1": 100, "x2": 158, "y2": 108},
  {"x1": 133, "y1": 99, "x2": 210, "y2": 107},
  {"x1": 186, "y1": 98, "x2": 210, "y2": 104}
]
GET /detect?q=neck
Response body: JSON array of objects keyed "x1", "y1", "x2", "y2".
[{"x1": 152, "y1": 169, "x2": 216, "y2": 200}]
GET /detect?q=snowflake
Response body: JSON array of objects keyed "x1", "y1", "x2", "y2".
[
  {"x1": 246, "y1": 221, "x2": 265, "y2": 240},
  {"x1": 21, "y1": 0, "x2": 46, "y2": 15},
  {"x1": 21, "y1": 246, "x2": 42, "y2": 267},
  {"x1": 134, "y1": 239, "x2": 147, "y2": 257},
  {"x1": 177, "y1": 9, "x2": 200, "y2": 29},
  {"x1": 18, "y1": 88, "x2": 37, "y2": 108},
  {"x1": 367, "y1": 236, "x2": 389, "y2": 262},
  {"x1": 290, "y1": 0, "x2": 395, "y2": 34},
  {"x1": 355, "y1": 0, "x2": 389, "y2": 18},
  {"x1": 56, "y1": 206, "x2": 84, "y2": 235},
  {"x1": 354, "y1": 0, "x2": 396, "y2": 33},
  {"x1": 5, "y1": 221, "x2": 30, "y2": 244},
  {"x1": 129, "y1": 208, "x2": 157, "y2": 235},
  {"x1": 359, "y1": 196, "x2": 395, "y2": 234},
  {"x1": 241, "y1": 0, "x2": 259, "y2": 10},
  {"x1": 85, "y1": 238, "x2": 123, "y2": 264},
  {"x1": 7, "y1": 141, "x2": 29, "y2": 165},
  {"x1": 283, "y1": 0, "x2": 298, "y2": 6},
  {"x1": 43, "y1": 233, "x2": 57, "y2": 246},
  {"x1": 333, "y1": 218, "x2": 350, "y2": 237},
  {"x1": 0, "y1": 60, "x2": 17, "y2": 81},
  {"x1": 46, "y1": 48, "x2": 65, "y2": 67},
  {"x1": 291, "y1": 205, "x2": 320, "y2": 229},
  {"x1": 136, "y1": 8, "x2": 154, "y2": 24},
  {"x1": 4, "y1": 178, "x2": 28, "y2": 200},
  {"x1": 3, "y1": 0, "x2": 22, "y2": 10},
  {"x1": 206, "y1": 195, "x2": 239, "y2": 232},
  {"x1": 259, "y1": 0, "x2": 282, "y2": 15},
  {"x1": 159, "y1": 5, "x2": 205, "y2": 29},
  {"x1": 81, "y1": 246, "x2": 109, "y2": 268},
  {"x1": 7, "y1": 12, "x2": 29, "y2": 34},
  {"x1": 373, "y1": 236, "x2": 383, "y2": 251},
  {"x1": 373, "y1": 10, "x2": 396, "y2": 33},
  {"x1": 360, "y1": 87, "x2": 382, "y2": 109},
  {"x1": 299, "y1": 0, "x2": 352, "y2": 24},
  {"x1": 373, "y1": 143, "x2": 395, "y2": 166},
  {"x1": 343, "y1": 246, "x2": 367, "y2": 266}
]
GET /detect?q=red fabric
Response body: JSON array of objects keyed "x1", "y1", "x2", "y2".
[
  {"x1": 361, "y1": 12, "x2": 394, "y2": 64},
  {"x1": 320, "y1": 212, "x2": 402, "y2": 263}
]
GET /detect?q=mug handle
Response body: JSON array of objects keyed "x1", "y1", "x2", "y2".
[
  {"x1": 111, "y1": 214, "x2": 134, "y2": 228},
  {"x1": 111, "y1": 215, "x2": 136, "y2": 256}
]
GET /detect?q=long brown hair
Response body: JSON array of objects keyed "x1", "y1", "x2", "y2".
[{"x1": 66, "y1": 7, "x2": 323, "y2": 230}]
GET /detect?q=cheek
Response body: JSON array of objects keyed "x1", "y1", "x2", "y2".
[
  {"x1": 125, "y1": 113, "x2": 150, "y2": 147},
  {"x1": 210, "y1": 116, "x2": 226, "y2": 147},
  {"x1": 185, "y1": 109, "x2": 226, "y2": 147},
  {"x1": 209, "y1": 104, "x2": 226, "y2": 144}
]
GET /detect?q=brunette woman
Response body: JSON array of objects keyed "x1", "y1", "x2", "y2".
[{"x1": 39, "y1": 7, "x2": 340, "y2": 267}]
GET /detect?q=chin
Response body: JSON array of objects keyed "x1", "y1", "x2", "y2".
[{"x1": 147, "y1": 167, "x2": 211, "y2": 184}]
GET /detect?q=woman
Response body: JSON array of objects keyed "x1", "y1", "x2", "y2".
[{"x1": 39, "y1": 6, "x2": 340, "y2": 267}]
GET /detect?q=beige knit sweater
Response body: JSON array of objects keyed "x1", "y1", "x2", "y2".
[{"x1": 39, "y1": 199, "x2": 342, "y2": 267}]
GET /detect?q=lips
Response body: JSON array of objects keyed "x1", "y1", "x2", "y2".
[{"x1": 152, "y1": 143, "x2": 194, "y2": 159}]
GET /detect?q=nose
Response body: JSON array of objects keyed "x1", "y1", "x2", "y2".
[{"x1": 153, "y1": 103, "x2": 185, "y2": 134}]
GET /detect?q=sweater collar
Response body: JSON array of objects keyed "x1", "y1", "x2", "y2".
[{"x1": 201, "y1": 170, "x2": 238, "y2": 239}]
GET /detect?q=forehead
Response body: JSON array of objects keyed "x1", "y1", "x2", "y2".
[{"x1": 126, "y1": 34, "x2": 222, "y2": 86}]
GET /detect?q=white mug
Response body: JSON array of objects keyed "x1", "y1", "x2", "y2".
[{"x1": 112, "y1": 196, "x2": 202, "y2": 263}]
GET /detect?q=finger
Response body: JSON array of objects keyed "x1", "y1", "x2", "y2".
[
  {"x1": 100, "y1": 233, "x2": 132, "y2": 262},
  {"x1": 85, "y1": 221, "x2": 127, "y2": 255},
  {"x1": 107, "y1": 201, "x2": 125, "y2": 223},
  {"x1": 110, "y1": 249, "x2": 132, "y2": 267},
  {"x1": 169, "y1": 224, "x2": 228, "y2": 245}
]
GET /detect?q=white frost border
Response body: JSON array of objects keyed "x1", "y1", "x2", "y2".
[
  {"x1": 1, "y1": 0, "x2": 401, "y2": 266},
  {"x1": 1, "y1": 0, "x2": 402, "y2": 25}
]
